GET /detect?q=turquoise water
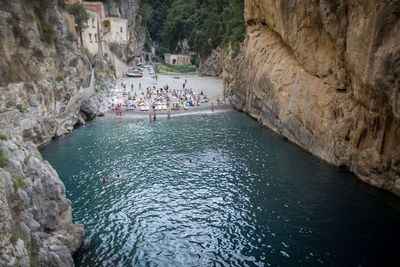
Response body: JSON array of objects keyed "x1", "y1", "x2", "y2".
[{"x1": 40, "y1": 111, "x2": 400, "y2": 266}]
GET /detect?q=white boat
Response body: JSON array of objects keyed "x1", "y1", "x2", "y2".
[{"x1": 125, "y1": 72, "x2": 143, "y2": 78}]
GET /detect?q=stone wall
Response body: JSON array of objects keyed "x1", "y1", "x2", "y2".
[{"x1": 224, "y1": 0, "x2": 400, "y2": 195}]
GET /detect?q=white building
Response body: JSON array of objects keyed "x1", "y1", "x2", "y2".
[
  {"x1": 79, "y1": 1, "x2": 129, "y2": 55},
  {"x1": 82, "y1": 9, "x2": 101, "y2": 55},
  {"x1": 164, "y1": 53, "x2": 191, "y2": 66},
  {"x1": 102, "y1": 17, "x2": 128, "y2": 44}
]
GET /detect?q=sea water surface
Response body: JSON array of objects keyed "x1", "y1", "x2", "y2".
[{"x1": 40, "y1": 111, "x2": 400, "y2": 266}]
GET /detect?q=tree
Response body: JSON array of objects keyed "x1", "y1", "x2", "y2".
[
  {"x1": 138, "y1": 0, "x2": 245, "y2": 58},
  {"x1": 65, "y1": 3, "x2": 90, "y2": 44}
]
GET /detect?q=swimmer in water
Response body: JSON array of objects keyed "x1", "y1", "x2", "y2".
[
  {"x1": 211, "y1": 157, "x2": 216, "y2": 161},
  {"x1": 115, "y1": 174, "x2": 121, "y2": 179},
  {"x1": 102, "y1": 178, "x2": 110, "y2": 183}
]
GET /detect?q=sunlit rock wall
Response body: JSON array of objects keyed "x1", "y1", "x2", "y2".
[{"x1": 225, "y1": 0, "x2": 400, "y2": 195}]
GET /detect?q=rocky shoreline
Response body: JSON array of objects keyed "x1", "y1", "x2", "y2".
[
  {"x1": 0, "y1": 76, "x2": 108, "y2": 266},
  {"x1": 104, "y1": 103, "x2": 232, "y2": 118}
]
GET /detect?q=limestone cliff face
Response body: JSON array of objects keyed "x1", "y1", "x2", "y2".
[
  {"x1": 0, "y1": 1, "x2": 110, "y2": 266},
  {"x1": 198, "y1": 48, "x2": 225, "y2": 77},
  {"x1": 225, "y1": 0, "x2": 400, "y2": 195}
]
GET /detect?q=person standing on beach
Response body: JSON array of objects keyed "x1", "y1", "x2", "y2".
[
  {"x1": 167, "y1": 102, "x2": 171, "y2": 119},
  {"x1": 211, "y1": 102, "x2": 214, "y2": 112}
]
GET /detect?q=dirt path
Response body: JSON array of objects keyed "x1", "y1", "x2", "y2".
[{"x1": 113, "y1": 55, "x2": 128, "y2": 79}]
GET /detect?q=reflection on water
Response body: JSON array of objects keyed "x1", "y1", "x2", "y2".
[{"x1": 40, "y1": 111, "x2": 400, "y2": 266}]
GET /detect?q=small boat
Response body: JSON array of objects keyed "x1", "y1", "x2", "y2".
[{"x1": 125, "y1": 72, "x2": 143, "y2": 78}]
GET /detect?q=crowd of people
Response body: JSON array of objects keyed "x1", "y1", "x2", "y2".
[{"x1": 108, "y1": 79, "x2": 225, "y2": 118}]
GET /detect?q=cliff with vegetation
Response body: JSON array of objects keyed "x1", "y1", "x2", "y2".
[
  {"x1": 224, "y1": 0, "x2": 400, "y2": 195},
  {"x1": 137, "y1": 0, "x2": 245, "y2": 65},
  {"x1": 0, "y1": 0, "x2": 112, "y2": 266}
]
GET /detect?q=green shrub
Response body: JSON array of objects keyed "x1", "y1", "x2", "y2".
[
  {"x1": 0, "y1": 134, "x2": 8, "y2": 140},
  {"x1": 24, "y1": 154, "x2": 32, "y2": 165},
  {"x1": 13, "y1": 174, "x2": 28, "y2": 190},
  {"x1": 84, "y1": 48, "x2": 95, "y2": 67},
  {"x1": 70, "y1": 57, "x2": 79, "y2": 67},
  {"x1": 231, "y1": 44, "x2": 240, "y2": 59},
  {"x1": 16, "y1": 104, "x2": 26, "y2": 113},
  {"x1": 159, "y1": 64, "x2": 196, "y2": 73},
  {"x1": 12, "y1": 23, "x2": 22, "y2": 36},
  {"x1": 57, "y1": 0, "x2": 65, "y2": 8},
  {"x1": 109, "y1": 42, "x2": 119, "y2": 51},
  {"x1": 0, "y1": 148, "x2": 9, "y2": 167},
  {"x1": 35, "y1": 153, "x2": 43, "y2": 161},
  {"x1": 39, "y1": 21, "x2": 55, "y2": 43},
  {"x1": 32, "y1": 46, "x2": 44, "y2": 58},
  {"x1": 55, "y1": 74, "x2": 64, "y2": 82},
  {"x1": 19, "y1": 34, "x2": 30, "y2": 48},
  {"x1": 10, "y1": 229, "x2": 22, "y2": 244},
  {"x1": 29, "y1": 255, "x2": 39, "y2": 267},
  {"x1": 11, "y1": 53, "x2": 25, "y2": 63},
  {"x1": 6, "y1": 100, "x2": 15, "y2": 108},
  {"x1": 6, "y1": 17, "x2": 14, "y2": 24}
]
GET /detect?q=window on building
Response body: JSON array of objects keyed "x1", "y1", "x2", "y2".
[
  {"x1": 92, "y1": 18, "x2": 95, "y2": 28},
  {"x1": 89, "y1": 33, "x2": 92, "y2": 43},
  {"x1": 120, "y1": 27, "x2": 123, "y2": 33},
  {"x1": 95, "y1": 34, "x2": 98, "y2": 43}
]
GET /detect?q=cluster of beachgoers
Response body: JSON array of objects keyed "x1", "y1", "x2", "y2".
[{"x1": 107, "y1": 78, "x2": 227, "y2": 118}]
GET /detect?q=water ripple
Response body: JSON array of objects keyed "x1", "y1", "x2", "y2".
[{"x1": 40, "y1": 111, "x2": 400, "y2": 266}]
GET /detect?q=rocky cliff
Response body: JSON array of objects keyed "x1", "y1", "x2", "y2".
[
  {"x1": 0, "y1": 0, "x2": 110, "y2": 266},
  {"x1": 224, "y1": 0, "x2": 400, "y2": 195},
  {"x1": 198, "y1": 48, "x2": 225, "y2": 77}
]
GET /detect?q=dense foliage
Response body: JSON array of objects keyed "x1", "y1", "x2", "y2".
[
  {"x1": 65, "y1": 3, "x2": 90, "y2": 35},
  {"x1": 139, "y1": 0, "x2": 245, "y2": 58}
]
